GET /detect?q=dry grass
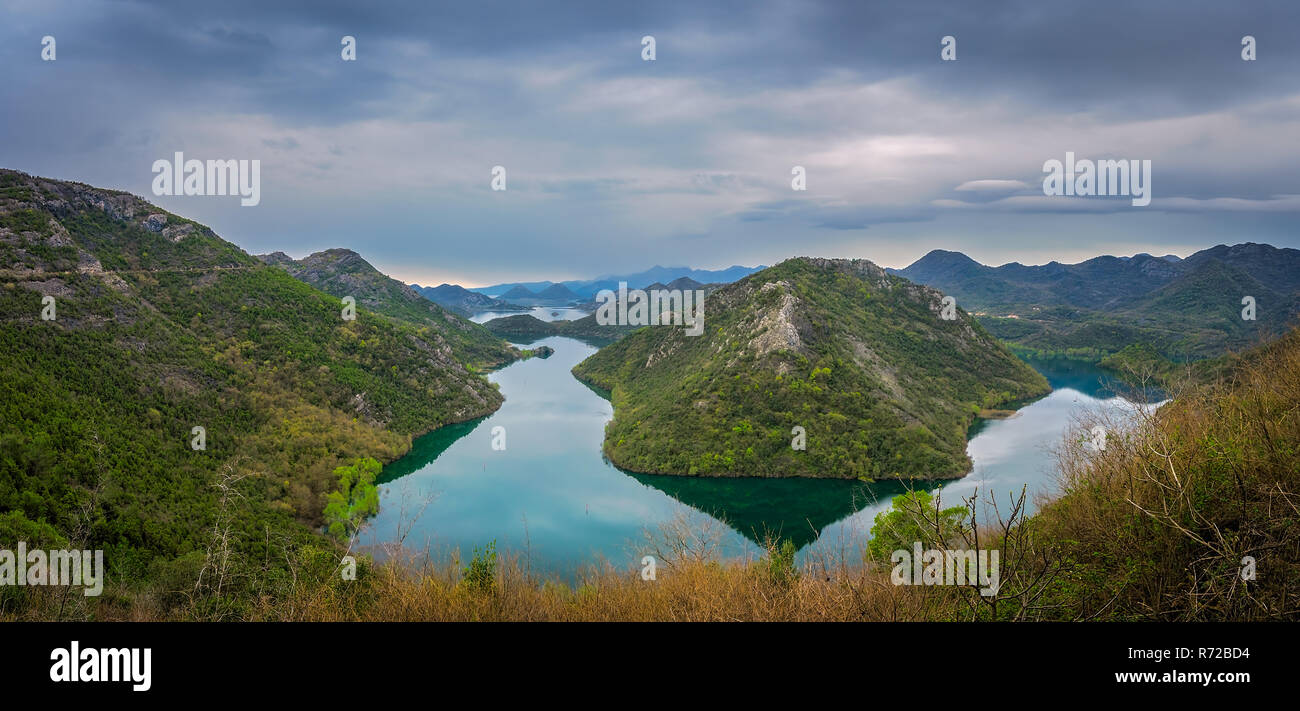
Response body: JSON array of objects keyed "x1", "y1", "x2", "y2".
[
  {"x1": 1035, "y1": 329, "x2": 1300, "y2": 620},
  {"x1": 245, "y1": 549, "x2": 970, "y2": 622}
]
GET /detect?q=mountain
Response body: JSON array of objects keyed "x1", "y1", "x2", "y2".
[
  {"x1": 891, "y1": 250, "x2": 1179, "y2": 311},
  {"x1": 890, "y1": 249, "x2": 985, "y2": 285},
  {"x1": 533, "y1": 282, "x2": 580, "y2": 302},
  {"x1": 570, "y1": 279, "x2": 726, "y2": 314},
  {"x1": 256, "y1": 249, "x2": 518, "y2": 368},
  {"x1": 892, "y1": 244, "x2": 1300, "y2": 360},
  {"x1": 585, "y1": 265, "x2": 763, "y2": 293},
  {"x1": 471, "y1": 281, "x2": 554, "y2": 297},
  {"x1": 485, "y1": 282, "x2": 582, "y2": 306},
  {"x1": 498, "y1": 285, "x2": 537, "y2": 300},
  {"x1": 480, "y1": 313, "x2": 638, "y2": 342},
  {"x1": 1178, "y1": 243, "x2": 1300, "y2": 294},
  {"x1": 408, "y1": 282, "x2": 523, "y2": 316},
  {"x1": 571, "y1": 257, "x2": 1049, "y2": 480},
  {"x1": 0, "y1": 169, "x2": 512, "y2": 580},
  {"x1": 470, "y1": 264, "x2": 765, "y2": 298},
  {"x1": 628, "y1": 277, "x2": 707, "y2": 295}
]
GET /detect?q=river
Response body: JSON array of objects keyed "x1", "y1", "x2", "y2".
[{"x1": 364, "y1": 316, "x2": 1158, "y2": 576}]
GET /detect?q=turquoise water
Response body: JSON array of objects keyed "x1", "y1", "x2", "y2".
[{"x1": 363, "y1": 337, "x2": 1150, "y2": 576}]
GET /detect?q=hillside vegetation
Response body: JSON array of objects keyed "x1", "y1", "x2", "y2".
[
  {"x1": 0, "y1": 169, "x2": 513, "y2": 615},
  {"x1": 481, "y1": 312, "x2": 638, "y2": 343},
  {"x1": 257, "y1": 248, "x2": 517, "y2": 368},
  {"x1": 894, "y1": 245, "x2": 1300, "y2": 363},
  {"x1": 572, "y1": 257, "x2": 1049, "y2": 480}
]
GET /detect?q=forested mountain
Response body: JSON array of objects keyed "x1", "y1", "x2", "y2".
[
  {"x1": 572, "y1": 257, "x2": 1049, "y2": 480},
  {"x1": 255, "y1": 248, "x2": 516, "y2": 367},
  {"x1": 481, "y1": 312, "x2": 637, "y2": 342},
  {"x1": 892, "y1": 244, "x2": 1300, "y2": 359},
  {"x1": 0, "y1": 169, "x2": 511, "y2": 589},
  {"x1": 892, "y1": 250, "x2": 1183, "y2": 310},
  {"x1": 408, "y1": 282, "x2": 522, "y2": 316}
]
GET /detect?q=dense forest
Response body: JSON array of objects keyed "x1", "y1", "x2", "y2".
[{"x1": 257, "y1": 248, "x2": 518, "y2": 369}]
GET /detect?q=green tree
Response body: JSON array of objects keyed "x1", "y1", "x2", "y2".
[
  {"x1": 461, "y1": 540, "x2": 498, "y2": 592},
  {"x1": 866, "y1": 490, "x2": 968, "y2": 562},
  {"x1": 323, "y1": 457, "x2": 382, "y2": 540},
  {"x1": 765, "y1": 539, "x2": 799, "y2": 586}
]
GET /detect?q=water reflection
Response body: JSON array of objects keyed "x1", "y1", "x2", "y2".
[
  {"x1": 626, "y1": 473, "x2": 934, "y2": 548},
  {"x1": 368, "y1": 336, "x2": 1149, "y2": 575}
]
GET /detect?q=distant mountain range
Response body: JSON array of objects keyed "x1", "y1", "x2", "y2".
[
  {"x1": 488, "y1": 282, "x2": 584, "y2": 306},
  {"x1": 646, "y1": 276, "x2": 706, "y2": 292},
  {"x1": 469, "y1": 264, "x2": 765, "y2": 298},
  {"x1": 414, "y1": 265, "x2": 761, "y2": 312},
  {"x1": 407, "y1": 282, "x2": 523, "y2": 316},
  {"x1": 890, "y1": 243, "x2": 1300, "y2": 359}
]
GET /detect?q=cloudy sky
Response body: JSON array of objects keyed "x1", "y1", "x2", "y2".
[{"x1": 2, "y1": 0, "x2": 1298, "y2": 286}]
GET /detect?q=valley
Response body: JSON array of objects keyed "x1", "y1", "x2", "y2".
[
  {"x1": 367, "y1": 331, "x2": 1155, "y2": 576},
  {"x1": 1, "y1": 168, "x2": 1294, "y2": 622}
]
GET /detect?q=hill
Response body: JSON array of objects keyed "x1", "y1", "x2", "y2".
[
  {"x1": 666, "y1": 276, "x2": 704, "y2": 291},
  {"x1": 0, "y1": 168, "x2": 511, "y2": 592},
  {"x1": 571, "y1": 257, "x2": 1049, "y2": 480},
  {"x1": 408, "y1": 282, "x2": 524, "y2": 316},
  {"x1": 498, "y1": 285, "x2": 537, "y2": 301},
  {"x1": 489, "y1": 283, "x2": 582, "y2": 306},
  {"x1": 257, "y1": 250, "x2": 517, "y2": 368},
  {"x1": 480, "y1": 313, "x2": 637, "y2": 342},
  {"x1": 893, "y1": 244, "x2": 1299, "y2": 361},
  {"x1": 533, "y1": 282, "x2": 580, "y2": 303}
]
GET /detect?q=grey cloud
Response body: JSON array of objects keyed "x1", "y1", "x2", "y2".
[
  {"x1": 1, "y1": 0, "x2": 1297, "y2": 281},
  {"x1": 262, "y1": 137, "x2": 301, "y2": 150}
]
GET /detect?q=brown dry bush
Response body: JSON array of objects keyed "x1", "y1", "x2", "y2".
[{"x1": 1032, "y1": 330, "x2": 1300, "y2": 620}]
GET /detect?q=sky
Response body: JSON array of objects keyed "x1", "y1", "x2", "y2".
[{"x1": 2, "y1": 0, "x2": 1298, "y2": 287}]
